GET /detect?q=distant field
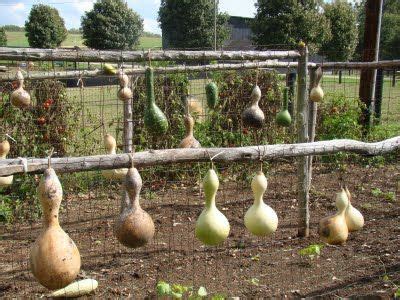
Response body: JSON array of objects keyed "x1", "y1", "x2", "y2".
[{"x1": 5, "y1": 31, "x2": 162, "y2": 49}]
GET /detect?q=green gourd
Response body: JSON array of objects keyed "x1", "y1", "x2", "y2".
[
  {"x1": 144, "y1": 67, "x2": 169, "y2": 134},
  {"x1": 276, "y1": 87, "x2": 292, "y2": 127},
  {"x1": 205, "y1": 82, "x2": 219, "y2": 109}
]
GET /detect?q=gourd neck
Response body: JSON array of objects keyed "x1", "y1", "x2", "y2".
[
  {"x1": 108, "y1": 148, "x2": 116, "y2": 155},
  {"x1": 43, "y1": 209, "x2": 60, "y2": 227},
  {"x1": 282, "y1": 88, "x2": 289, "y2": 110},
  {"x1": 121, "y1": 190, "x2": 141, "y2": 212},
  {"x1": 184, "y1": 116, "x2": 194, "y2": 137},
  {"x1": 205, "y1": 194, "x2": 216, "y2": 209},
  {"x1": 146, "y1": 67, "x2": 155, "y2": 106}
]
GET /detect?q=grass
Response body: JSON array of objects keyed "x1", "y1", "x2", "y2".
[{"x1": 5, "y1": 31, "x2": 162, "y2": 49}]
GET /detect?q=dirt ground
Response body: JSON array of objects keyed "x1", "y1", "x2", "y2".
[{"x1": 1, "y1": 162, "x2": 399, "y2": 298}]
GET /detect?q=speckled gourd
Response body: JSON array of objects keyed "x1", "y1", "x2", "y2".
[
  {"x1": 114, "y1": 167, "x2": 155, "y2": 248},
  {"x1": 242, "y1": 85, "x2": 264, "y2": 128},
  {"x1": 344, "y1": 187, "x2": 364, "y2": 232},
  {"x1": 101, "y1": 134, "x2": 128, "y2": 180},
  {"x1": 244, "y1": 171, "x2": 278, "y2": 236},
  {"x1": 30, "y1": 164, "x2": 81, "y2": 289},
  {"x1": 10, "y1": 70, "x2": 31, "y2": 108},
  {"x1": 195, "y1": 169, "x2": 230, "y2": 246},
  {"x1": 178, "y1": 114, "x2": 201, "y2": 148},
  {"x1": 276, "y1": 87, "x2": 292, "y2": 127},
  {"x1": 0, "y1": 140, "x2": 13, "y2": 187}
]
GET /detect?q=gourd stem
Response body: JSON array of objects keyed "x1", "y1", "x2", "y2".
[
  {"x1": 283, "y1": 87, "x2": 289, "y2": 110},
  {"x1": 145, "y1": 67, "x2": 155, "y2": 106}
]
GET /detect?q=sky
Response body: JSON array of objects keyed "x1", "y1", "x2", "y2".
[{"x1": 0, "y1": 0, "x2": 257, "y2": 34}]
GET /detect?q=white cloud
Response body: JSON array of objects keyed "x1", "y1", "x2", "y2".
[
  {"x1": 144, "y1": 18, "x2": 161, "y2": 34},
  {"x1": 10, "y1": 2, "x2": 25, "y2": 12},
  {"x1": 71, "y1": 0, "x2": 94, "y2": 13}
]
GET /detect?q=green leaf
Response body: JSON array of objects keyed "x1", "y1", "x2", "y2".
[
  {"x1": 156, "y1": 281, "x2": 171, "y2": 296},
  {"x1": 211, "y1": 295, "x2": 226, "y2": 300},
  {"x1": 197, "y1": 286, "x2": 207, "y2": 297},
  {"x1": 251, "y1": 254, "x2": 260, "y2": 261},
  {"x1": 382, "y1": 275, "x2": 389, "y2": 282},
  {"x1": 250, "y1": 278, "x2": 259, "y2": 286},
  {"x1": 395, "y1": 288, "x2": 400, "y2": 297},
  {"x1": 299, "y1": 244, "x2": 324, "y2": 257}
]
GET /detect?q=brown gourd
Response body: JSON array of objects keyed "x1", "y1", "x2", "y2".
[
  {"x1": 0, "y1": 140, "x2": 13, "y2": 187},
  {"x1": 114, "y1": 166, "x2": 155, "y2": 248},
  {"x1": 101, "y1": 134, "x2": 128, "y2": 180},
  {"x1": 344, "y1": 187, "x2": 364, "y2": 232},
  {"x1": 30, "y1": 159, "x2": 81, "y2": 289},
  {"x1": 242, "y1": 85, "x2": 264, "y2": 128},
  {"x1": 10, "y1": 70, "x2": 31, "y2": 108},
  {"x1": 178, "y1": 114, "x2": 201, "y2": 148},
  {"x1": 117, "y1": 70, "x2": 133, "y2": 101}
]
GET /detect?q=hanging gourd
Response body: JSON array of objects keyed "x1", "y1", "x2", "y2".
[
  {"x1": 30, "y1": 158, "x2": 81, "y2": 289},
  {"x1": 310, "y1": 66, "x2": 324, "y2": 102},
  {"x1": 117, "y1": 69, "x2": 133, "y2": 101},
  {"x1": 144, "y1": 67, "x2": 169, "y2": 134},
  {"x1": 195, "y1": 168, "x2": 230, "y2": 246},
  {"x1": 318, "y1": 188, "x2": 349, "y2": 245},
  {"x1": 101, "y1": 134, "x2": 128, "y2": 180},
  {"x1": 205, "y1": 82, "x2": 219, "y2": 109},
  {"x1": 178, "y1": 114, "x2": 201, "y2": 148},
  {"x1": 344, "y1": 187, "x2": 364, "y2": 232},
  {"x1": 10, "y1": 70, "x2": 31, "y2": 108},
  {"x1": 244, "y1": 171, "x2": 278, "y2": 237},
  {"x1": 114, "y1": 166, "x2": 155, "y2": 248},
  {"x1": 241, "y1": 84, "x2": 264, "y2": 129},
  {"x1": 276, "y1": 87, "x2": 292, "y2": 127},
  {"x1": 104, "y1": 63, "x2": 117, "y2": 75},
  {"x1": 0, "y1": 140, "x2": 13, "y2": 187}
]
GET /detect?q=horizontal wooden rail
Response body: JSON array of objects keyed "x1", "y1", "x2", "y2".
[
  {"x1": 0, "y1": 47, "x2": 300, "y2": 63},
  {"x1": 316, "y1": 59, "x2": 400, "y2": 70},
  {"x1": 0, "y1": 137, "x2": 398, "y2": 176}
]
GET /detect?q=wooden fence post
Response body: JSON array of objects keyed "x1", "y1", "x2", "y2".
[
  {"x1": 296, "y1": 44, "x2": 310, "y2": 238},
  {"x1": 374, "y1": 68, "x2": 384, "y2": 124},
  {"x1": 308, "y1": 68, "x2": 318, "y2": 189},
  {"x1": 123, "y1": 78, "x2": 133, "y2": 153}
]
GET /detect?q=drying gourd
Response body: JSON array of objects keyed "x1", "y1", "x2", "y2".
[
  {"x1": 10, "y1": 70, "x2": 31, "y2": 108},
  {"x1": 144, "y1": 67, "x2": 169, "y2": 134},
  {"x1": 117, "y1": 70, "x2": 133, "y2": 101},
  {"x1": 104, "y1": 63, "x2": 117, "y2": 75},
  {"x1": 0, "y1": 140, "x2": 13, "y2": 187},
  {"x1": 48, "y1": 279, "x2": 98, "y2": 298},
  {"x1": 30, "y1": 161, "x2": 81, "y2": 289},
  {"x1": 178, "y1": 114, "x2": 201, "y2": 148},
  {"x1": 318, "y1": 188, "x2": 349, "y2": 245},
  {"x1": 195, "y1": 169, "x2": 230, "y2": 246},
  {"x1": 114, "y1": 167, "x2": 155, "y2": 248},
  {"x1": 242, "y1": 85, "x2": 264, "y2": 128},
  {"x1": 276, "y1": 87, "x2": 292, "y2": 127},
  {"x1": 344, "y1": 187, "x2": 364, "y2": 232},
  {"x1": 244, "y1": 171, "x2": 278, "y2": 236},
  {"x1": 310, "y1": 66, "x2": 324, "y2": 102},
  {"x1": 101, "y1": 134, "x2": 128, "y2": 180},
  {"x1": 205, "y1": 82, "x2": 219, "y2": 109}
]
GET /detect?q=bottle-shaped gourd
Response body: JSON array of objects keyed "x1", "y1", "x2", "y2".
[
  {"x1": 114, "y1": 167, "x2": 155, "y2": 248},
  {"x1": 276, "y1": 87, "x2": 292, "y2": 127},
  {"x1": 30, "y1": 164, "x2": 81, "y2": 289},
  {"x1": 318, "y1": 188, "x2": 349, "y2": 245},
  {"x1": 117, "y1": 70, "x2": 133, "y2": 101},
  {"x1": 205, "y1": 82, "x2": 219, "y2": 109},
  {"x1": 101, "y1": 134, "x2": 128, "y2": 180},
  {"x1": 244, "y1": 171, "x2": 278, "y2": 236},
  {"x1": 178, "y1": 114, "x2": 201, "y2": 148},
  {"x1": 343, "y1": 187, "x2": 364, "y2": 232},
  {"x1": 10, "y1": 70, "x2": 31, "y2": 108},
  {"x1": 195, "y1": 169, "x2": 230, "y2": 246},
  {"x1": 310, "y1": 66, "x2": 324, "y2": 102},
  {"x1": 144, "y1": 67, "x2": 169, "y2": 134},
  {"x1": 0, "y1": 140, "x2": 13, "y2": 187},
  {"x1": 241, "y1": 85, "x2": 264, "y2": 129}
]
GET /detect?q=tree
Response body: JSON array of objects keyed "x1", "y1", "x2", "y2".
[
  {"x1": 81, "y1": 0, "x2": 143, "y2": 50},
  {"x1": 320, "y1": 0, "x2": 358, "y2": 61},
  {"x1": 251, "y1": 0, "x2": 331, "y2": 53},
  {"x1": 25, "y1": 4, "x2": 67, "y2": 48},
  {"x1": 158, "y1": 0, "x2": 230, "y2": 49},
  {"x1": 0, "y1": 28, "x2": 7, "y2": 47}
]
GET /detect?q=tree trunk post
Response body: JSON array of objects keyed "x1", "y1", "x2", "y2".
[
  {"x1": 296, "y1": 44, "x2": 310, "y2": 238},
  {"x1": 287, "y1": 71, "x2": 296, "y2": 117},
  {"x1": 393, "y1": 69, "x2": 396, "y2": 87},
  {"x1": 308, "y1": 68, "x2": 318, "y2": 189},
  {"x1": 374, "y1": 68, "x2": 384, "y2": 124},
  {"x1": 338, "y1": 70, "x2": 342, "y2": 84}
]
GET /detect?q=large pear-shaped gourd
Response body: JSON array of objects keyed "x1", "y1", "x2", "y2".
[
  {"x1": 101, "y1": 134, "x2": 128, "y2": 180},
  {"x1": 10, "y1": 70, "x2": 31, "y2": 108},
  {"x1": 310, "y1": 66, "x2": 324, "y2": 102},
  {"x1": 276, "y1": 87, "x2": 292, "y2": 127},
  {"x1": 0, "y1": 140, "x2": 13, "y2": 187},
  {"x1": 178, "y1": 114, "x2": 201, "y2": 148},
  {"x1": 344, "y1": 187, "x2": 364, "y2": 232},
  {"x1": 144, "y1": 67, "x2": 169, "y2": 134},
  {"x1": 195, "y1": 169, "x2": 230, "y2": 246},
  {"x1": 244, "y1": 171, "x2": 278, "y2": 236},
  {"x1": 318, "y1": 188, "x2": 349, "y2": 245},
  {"x1": 114, "y1": 167, "x2": 155, "y2": 248},
  {"x1": 30, "y1": 166, "x2": 81, "y2": 289},
  {"x1": 242, "y1": 85, "x2": 264, "y2": 128}
]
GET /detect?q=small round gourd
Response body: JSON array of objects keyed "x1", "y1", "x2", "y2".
[
  {"x1": 30, "y1": 166, "x2": 81, "y2": 289},
  {"x1": 344, "y1": 187, "x2": 364, "y2": 232},
  {"x1": 114, "y1": 167, "x2": 155, "y2": 248},
  {"x1": 205, "y1": 82, "x2": 219, "y2": 109},
  {"x1": 318, "y1": 188, "x2": 349, "y2": 245},
  {"x1": 244, "y1": 171, "x2": 278, "y2": 236},
  {"x1": 178, "y1": 114, "x2": 201, "y2": 148},
  {"x1": 195, "y1": 169, "x2": 230, "y2": 246},
  {"x1": 310, "y1": 67, "x2": 324, "y2": 102},
  {"x1": 117, "y1": 70, "x2": 132, "y2": 101},
  {"x1": 0, "y1": 140, "x2": 13, "y2": 187},
  {"x1": 242, "y1": 85, "x2": 265, "y2": 129},
  {"x1": 276, "y1": 87, "x2": 292, "y2": 127},
  {"x1": 101, "y1": 134, "x2": 128, "y2": 180}
]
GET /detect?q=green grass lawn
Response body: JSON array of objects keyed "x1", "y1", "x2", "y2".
[{"x1": 5, "y1": 31, "x2": 162, "y2": 49}]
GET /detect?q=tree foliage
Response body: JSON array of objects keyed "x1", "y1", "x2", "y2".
[
  {"x1": 25, "y1": 4, "x2": 67, "y2": 48},
  {"x1": 158, "y1": 0, "x2": 230, "y2": 49},
  {"x1": 320, "y1": 0, "x2": 358, "y2": 61},
  {"x1": 251, "y1": 0, "x2": 331, "y2": 53},
  {"x1": 81, "y1": 0, "x2": 143, "y2": 50},
  {"x1": 0, "y1": 28, "x2": 7, "y2": 47}
]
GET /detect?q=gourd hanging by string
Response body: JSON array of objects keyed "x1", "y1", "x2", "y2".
[
  {"x1": 179, "y1": 96, "x2": 201, "y2": 148},
  {"x1": 310, "y1": 66, "x2": 324, "y2": 102},
  {"x1": 318, "y1": 187, "x2": 349, "y2": 245},
  {"x1": 30, "y1": 154, "x2": 81, "y2": 289},
  {"x1": 101, "y1": 134, "x2": 128, "y2": 180},
  {"x1": 114, "y1": 162, "x2": 155, "y2": 248},
  {"x1": 343, "y1": 186, "x2": 364, "y2": 232},
  {"x1": 10, "y1": 69, "x2": 31, "y2": 108},
  {"x1": 0, "y1": 139, "x2": 13, "y2": 187},
  {"x1": 244, "y1": 170, "x2": 278, "y2": 237},
  {"x1": 117, "y1": 69, "x2": 133, "y2": 101},
  {"x1": 276, "y1": 87, "x2": 292, "y2": 127},
  {"x1": 195, "y1": 167, "x2": 230, "y2": 246},
  {"x1": 242, "y1": 70, "x2": 264, "y2": 128}
]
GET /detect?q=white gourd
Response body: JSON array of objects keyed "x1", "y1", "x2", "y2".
[
  {"x1": 101, "y1": 134, "x2": 128, "y2": 180},
  {"x1": 48, "y1": 279, "x2": 98, "y2": 297},
  {"x1": 344, "y1": 187, "x2": 364, "y2": 232},
  {"x1": 310, "y1": 66, "x2": 324, "y2": 102},
  {"x1": 195, "y1": 169, "x2": 230, "y2": 246},
  {"x1": 0, "y1": 140, "x2": 13, "y2": 187},
  {"x1": 244, "y1": 171, "x2": 278, "y2": 236}
]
